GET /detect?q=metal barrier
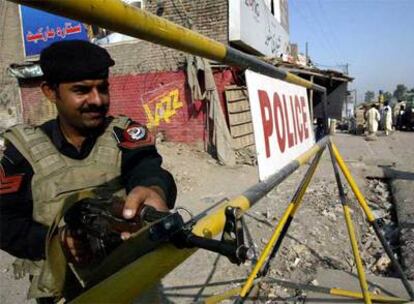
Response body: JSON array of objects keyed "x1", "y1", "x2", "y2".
[
  {"x1": 70, "y1": 137, "x2": 329, "y2": 303},
  {"x1": 5, "y1": 1, "x2": 412, "y2": 303}
]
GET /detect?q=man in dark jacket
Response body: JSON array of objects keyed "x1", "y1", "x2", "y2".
[{"x1": 0, "y1": 40, "x2": 176, "y2": 302}]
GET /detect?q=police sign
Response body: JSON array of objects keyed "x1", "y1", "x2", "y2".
[{"x1": 246, "y1": 70, "x2": 315, "y2": 181}]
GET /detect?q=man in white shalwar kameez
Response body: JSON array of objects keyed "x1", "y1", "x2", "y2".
[
  {"x1": 383, "y1": 102, "x2": 393, "y2": 135},
  {"x1": 365, "y1": 104, "x2": 381, "y2": 136}
]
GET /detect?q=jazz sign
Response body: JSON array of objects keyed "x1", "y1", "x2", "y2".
[{"x1": 246, "y1": 70, "x2": 315, "y2": 181}]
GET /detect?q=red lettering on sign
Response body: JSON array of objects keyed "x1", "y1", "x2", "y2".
[
  {"x1": 273, "y1": 92, "x2": 286, "y2": 153},
  {"x1": 295, "y1": 96, "x2": 304, "y2": 143},
  {"x1": 282, "y1": 95, "x2": 294, "y2": 148},
  {"x1": 301, "y1": 96, "x2": 309, "y2": 139},
  {"x1": 258, "y1": 90, "x2": 273, "y2": 158},
  {"x1": 290, "y1": 96, "x2": 298, "y2": 145},
  {"x1": 257, "y1": 90, "x2": 311, "y2": 159}
]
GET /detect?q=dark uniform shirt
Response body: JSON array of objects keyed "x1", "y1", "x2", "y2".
[{"x1": 0, "y1": 117, "x2": 176, "y2": 261}]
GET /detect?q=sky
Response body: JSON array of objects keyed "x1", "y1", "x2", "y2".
[{"x1": 288, "y1": 0, "x2": 414, "y2": 101}]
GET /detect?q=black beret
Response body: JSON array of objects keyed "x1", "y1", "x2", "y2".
[{"x1": 40, "y1": 40, "x2": 115, "y2": 84}]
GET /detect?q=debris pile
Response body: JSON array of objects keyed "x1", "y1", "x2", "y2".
[
  {"x1": 362, "y1": 178, "x2": 398, "y2": 276},
  {"x1": 242, "y1": 176, "x2": 399, "y2": 302}
]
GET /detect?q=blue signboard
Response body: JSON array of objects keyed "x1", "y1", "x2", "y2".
[{"x1": 20, "y1": 5, "x2": 89, "y2": 57}]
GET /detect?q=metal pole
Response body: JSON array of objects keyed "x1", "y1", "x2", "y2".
[
  {"x1": 305, "y1": 41, "x2": 309, "y2": 64},
  {"x1": 355, "y1": 89, "x2": 358, "y2": 107},
  {"x1": 8, "y1": 0, "x2": 326, "y2": 93},
  {"x1": 322, "y1": 92, "x2": 329, "y2": 134},
  {"x1": 235, "y1": 148, "x2": 325, "y2": 303},
  {"x1": 203, "y1": 277, "x2": 407, "y2": 304},
  {"x1": 70, "y1": 137, "x2": 329, "y2": 303},
  {"x1": 346, "y1": 93, "x2": 349, "y2": 118},
  {"x1": 328, "y1": 143, "x2": 371, "y2": 304},
  {"x1": 330, "y1": 142, "x2": 414, "y2": 300},
  {"x1": 309, "y1": 75, "x2": 314, "y2": 120}
]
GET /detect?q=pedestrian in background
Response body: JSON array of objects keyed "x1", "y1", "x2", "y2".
[
  {"x1": 365, "y1": 104, "x2": 380, "y2": 136},
  {"x1": 383, "y1": 101, "x2": 392, "y2": 135}
]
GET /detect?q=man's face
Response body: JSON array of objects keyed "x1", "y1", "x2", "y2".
[{"x1": 54, "y1": 79, "x2": 110, "y2": 133}]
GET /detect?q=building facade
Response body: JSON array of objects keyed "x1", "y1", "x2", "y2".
[{"x1": 1, "y1": 0, "x2": 292, "y2": 147}]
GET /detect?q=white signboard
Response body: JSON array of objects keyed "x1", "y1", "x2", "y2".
[
  {"x1": 229, "y1": 0, "x2": 289, "y2": 56},
  {"x1": 246, "y1": 70, "x2": 315, "y2": 181}
]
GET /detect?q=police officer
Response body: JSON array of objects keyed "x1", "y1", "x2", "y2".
[{"x1": 0, "y1": 40, "x2": 176, "y2": 302}]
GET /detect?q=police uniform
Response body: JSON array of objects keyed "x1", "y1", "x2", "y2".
[{"x1": 0, "y1": 40, "x2": 176, "y2": 301}]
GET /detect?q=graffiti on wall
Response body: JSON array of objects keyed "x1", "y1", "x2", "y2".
[
  {"x1": 143, "y1": 88, "x2": 183, "y2": 129},
  {"x1": 244, "y1": 0, "x2": 260, "y2": 21}
]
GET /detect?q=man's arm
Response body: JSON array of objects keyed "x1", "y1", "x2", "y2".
[
  {"x1": 0, "y1": 142, "x2": 48, "y2": 260},
  {"x1": 115, "y1": 123, "x2": 177, "y2": 217},
  {"x1": 122, "y1": 146, "x2": 177, "y2": 209}
]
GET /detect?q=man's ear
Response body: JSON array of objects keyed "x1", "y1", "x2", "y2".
[{"x1": 40, "y1": 82, "x2": 58, "y2": 103}]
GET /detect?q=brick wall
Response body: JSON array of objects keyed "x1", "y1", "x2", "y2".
[
  {"x1": 0, "y1": 1, "x2": 25, "y2": 131},
  {"x1": 19, "y1": 68, "x2": 237, "y2": 143},
  {"x1": 109, "y1": 71, "x2": 205, "y2": 142},
  {"x1": 0, "y1": 1, "x2": 25, "y2": 85},
  {"x1": 104, "y1": 0, "x2": 229, "y2": 75},
  {"x1": 19, "y1": 79, "x2": 57, "y2": 126},
  {"x1": 2, "y1": 0, "x2": 233, "y2": 142}
]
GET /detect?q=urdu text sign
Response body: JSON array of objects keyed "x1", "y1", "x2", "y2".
[
  {"x1": 246, "y1": 70, "x2": 315, "y2": 181},
  {"x1": 20, "y1": 5, "x2": 88, "y2": 57}
]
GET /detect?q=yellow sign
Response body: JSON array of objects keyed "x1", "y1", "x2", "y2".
[{"x1": 143, "y1": 89, "x2": 183, "y2": 129}]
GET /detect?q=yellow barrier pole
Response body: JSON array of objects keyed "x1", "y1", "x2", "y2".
[
  {"x1": 330, "y1": 143, "x2": 375, "y2": 221},
  {"x1": 331, "y1": 142, "x2": 414, "y2": 300},
  {"x1": 70, "y1": 138, "x2": 329, "y2": 303},
  {"x1": 238, "y1": 203, "x2": 295, "y2": 299},
  {"x1": 8, "y1": 0, "x2": 325, "y2": 92},
  {"x1": 204, "y1": 279, "x2": 407, "y2": 304},
  {"x1": 260, "y1": 146, "x2": 325, "y2": 276},
  {"x1": 343, "y1": 205, "x2": 372, "y2": 304},
  {"x1": 235, "y1": 148, "x2": 325, "y2": 302},
  {"x1": 328, "y1": 143, "x2": 371, "y2": 304}
]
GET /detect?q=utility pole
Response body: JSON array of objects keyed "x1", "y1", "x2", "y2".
[
  {"x1": 305, "y1": 41, "x2": 308, "y2": 64},
  {"x1": 354, "y1": 89, "x2": 357, "y2": 106}
]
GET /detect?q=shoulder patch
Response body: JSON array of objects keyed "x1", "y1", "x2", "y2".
[
  {"x1": 0, "y1": 165, "x2": 24, "y2": 195},
  {"x1": 119, "y1": 124, "x2": 155, "y2": 149}
]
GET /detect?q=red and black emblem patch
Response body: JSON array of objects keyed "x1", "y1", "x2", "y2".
[
  {"x1": 119, "y1": 124, "x2": 155, "y2": 149},
  {"x1": 0, "y1": 165, "x2": 24, "y2": 195}
]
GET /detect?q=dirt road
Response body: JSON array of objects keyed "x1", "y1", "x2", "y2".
[{"x1": 0, "y1": 130, "x2": 412, "y2": 303}]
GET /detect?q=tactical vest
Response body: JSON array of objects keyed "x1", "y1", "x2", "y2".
[{"x1": 3, "y1": 116, "x2": 130, "y2": 299}]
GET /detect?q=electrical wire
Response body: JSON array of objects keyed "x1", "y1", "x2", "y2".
[
  {"x1": 290, "y1": 0, "x2": 335, "y2": 59},
  {"x1": 317, "y1": 0, "x2": 346, "y2": 61},
  {"x1": 304, "y1": 0, "x2": 342, "y2": 62}
]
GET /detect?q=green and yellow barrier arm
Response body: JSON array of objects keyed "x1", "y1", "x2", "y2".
[{"x1": 8, "y1": 0, "x2": 325, "y2": 93}]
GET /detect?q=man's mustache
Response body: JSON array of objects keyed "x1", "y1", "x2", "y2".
[{"x1": 80, "y1": 105, "x2": 109, "y2": 113}]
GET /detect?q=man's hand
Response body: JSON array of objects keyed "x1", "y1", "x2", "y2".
[
  {"x1": 60, "y1": 227, "x2": 92, "y2": 266},
  {"x1": 120, "y1": 185, "x2": 168, "y2": 240}
]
